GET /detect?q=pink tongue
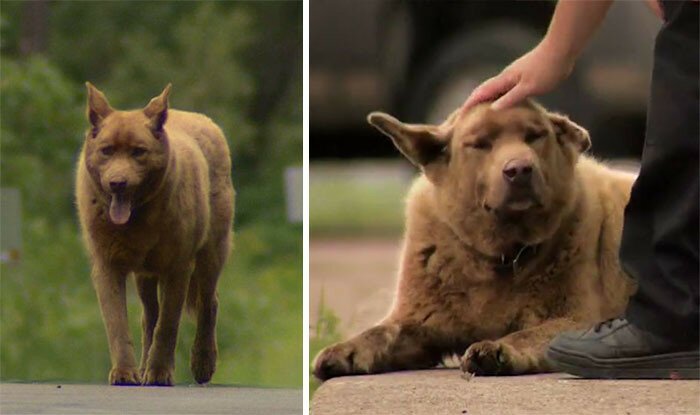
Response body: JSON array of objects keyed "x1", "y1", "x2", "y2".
[{"x1": 109, "y1": 195, "x2": 132, "y2": 225}]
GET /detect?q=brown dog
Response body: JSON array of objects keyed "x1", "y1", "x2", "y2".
[
  {"x1": 313, "y1": 101, "x2": 635, "y2": 380},
  {"x1": 76, "y1": 83, "x2": 234, "y2": 386}
]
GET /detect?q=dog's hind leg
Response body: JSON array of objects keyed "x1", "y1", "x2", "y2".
[
  {"x1": 135, "y1": 274, "x2": 159, "y2": 378},
  {"x1": 189, "y1": 185, "x2": 233, "y2": 385},
  {"x1": 189, "y1": 234, "x2": 229, "y2": 384}
]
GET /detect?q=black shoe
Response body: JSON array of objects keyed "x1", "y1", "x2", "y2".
[{"x1": 546, "y1": 318, "x2": 700, "y2": 379}]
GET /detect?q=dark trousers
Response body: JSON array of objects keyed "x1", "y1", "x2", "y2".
[{"x1": 622, "y1": 0, "x2": 699, "y2": 343}]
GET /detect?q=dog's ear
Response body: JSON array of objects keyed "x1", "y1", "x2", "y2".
[
  {"x1": 85, "y1": 82, "x2": 113, "y2": 137},
  {"x1": 367, "y1": 111, "x2": 452, "y2": 182},
  {"x1": 143, "y1": 83, "x2": 172, "y2": 137},
  {"x1": 548, "y1": 113, "x2": 591, "y2": 153}
]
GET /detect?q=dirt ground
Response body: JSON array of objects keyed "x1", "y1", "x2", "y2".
[{"x1": 310, "y1": 237, "x2": 401, "y2": 336}]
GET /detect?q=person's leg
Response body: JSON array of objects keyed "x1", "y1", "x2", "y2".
[
  {"x1": 546, "y1": 0, "x2": 699, "y2": 379},
  {"x1": 621, "y1": 0, "x2": 699, "y2": 345}
]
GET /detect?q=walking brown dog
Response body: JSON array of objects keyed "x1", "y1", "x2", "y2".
[
  {"x1": 76, "y1": 83, "x2": 234, "y2": 386},
  {"x1": 313, "y1": 101, "x2": 636, "y2": 380}
]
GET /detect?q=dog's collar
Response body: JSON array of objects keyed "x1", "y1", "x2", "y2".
[
  {"x1": 493, "y1": 244, "x2": 540, "y2": 276},
  {"x1": 462, "y1": 241, "x2": 540, "y2": 277}
]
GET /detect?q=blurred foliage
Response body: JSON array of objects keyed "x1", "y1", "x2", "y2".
[
  {"x1": 310, "y1": 162, "x2": 411, "y2": 236},
  {"x1": 0, "y1": 56, "x2": 84, "y2": 221},
  {"x1": 0, "y1": 221, "x2": 302, "y2": 387},
  {"x1": 0, "y1": 1, "x2": 301, "y2": 388}
]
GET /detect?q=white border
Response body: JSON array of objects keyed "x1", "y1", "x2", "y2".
[{"x1": 302, "y1": 0, "x2": 310, "y2": 412}]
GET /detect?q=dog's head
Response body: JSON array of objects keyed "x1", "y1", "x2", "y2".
[
  {"x1": 368, "y1": 101, "x2": 590, "y2": 254},
  {"x1": 83, "y1": 83, "x2": 172, "y2": 225}
]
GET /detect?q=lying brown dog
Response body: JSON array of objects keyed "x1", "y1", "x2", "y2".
[
  {"x1": 313, "y1": 101, "x2": 635, "y2": 379},
  {"x1": 76, "y1": 83, "x2": 234, "y2": 385}
]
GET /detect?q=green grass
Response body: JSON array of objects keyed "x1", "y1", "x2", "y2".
[
  {"x1": 0, "y1": 218, "x2": 302, "y2": 388},
  {"x1": 310, "y1": 161, "x2": 414, "y2": 236},
  {"x1": 308, "y1": 290, "x2": 342, "y2": 397}
]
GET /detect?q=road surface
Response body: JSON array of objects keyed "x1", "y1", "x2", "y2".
[{"x1": 0, "y1": 383, "x2": 301, "y2": 414}]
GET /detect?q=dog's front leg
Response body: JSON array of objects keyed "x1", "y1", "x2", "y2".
[
  {"x1": 142, "y1": 262, "x2": 193, "y2": 386},
  {"x1": 92, "y1": 264, "x2": 140, "y2": 385},
  {"x1": 460, "y1": 317, "x2": 584, "y2": 375},
  {"x1": 313, "y1": 321, "x2": 443, "y2": 380},
  {"x1": 135, "y1": 274, "x2": 159, "y2": 378}
]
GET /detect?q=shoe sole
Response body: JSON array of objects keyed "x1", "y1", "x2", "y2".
[{"x1": 545, "y1": 347, "x2": 700, "y2": 379}]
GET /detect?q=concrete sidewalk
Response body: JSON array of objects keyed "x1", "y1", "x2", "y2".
[
  {"x1": 311, "y1": 369, "x2": 700, "y2": 415},
  {"x1": 0, "y1": 383, "x2": 301, "y2": 414}
]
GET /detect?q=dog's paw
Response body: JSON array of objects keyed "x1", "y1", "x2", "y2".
[
  {"x1": 109, "y1": 366, "x2": 141, "y2": 386},
  {"x1": 191, "y1": 346, "x2": 217, "y2": 384},
  {"x1": 313, "y1": 342, "x2": 371, "y2": 381},
  {"x1": 312, "y1": 343, "x2": 356, "y2": 381},
  {"x1": 142, "y1": 366, "x2": 174, "y2": 386},
  {"x1": 460, "y1": 341, "x2": 514, "y2": 375}
]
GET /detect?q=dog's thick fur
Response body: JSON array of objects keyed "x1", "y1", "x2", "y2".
[
  {"x1": 313, "y1": 101, "x2": 636, "y2": 380},
  {"x1": 76, "y1": 83, "x2": 234, "y2": 386}
]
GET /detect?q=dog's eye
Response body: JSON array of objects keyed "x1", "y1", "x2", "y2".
[
  {"x1": 131, "y1": 147, "x2": 147, "y2": 157},
  {"x1": 525, "y1": 130, "x2": 546, "y2": 143},
  {"x1": 465, "y1": 140, "x2": 492, "y2": 151},
  {"x1": 101, "y1": 146, "x2": 115, "y2": 156}
]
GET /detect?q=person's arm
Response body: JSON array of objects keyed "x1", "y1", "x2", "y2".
[
  {"x1": 463, "y1": 1, "x2": 614, "y2": 111},
  {"x1": 543, "y1": 0, "x2": 614, "y2": 61}
]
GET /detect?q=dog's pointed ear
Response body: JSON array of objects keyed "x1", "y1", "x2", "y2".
[
  {"x1": 367, "y1": 111, "x2": 452, "y2": 181},
  {"x1": 85, "y1": 82, "x2": 113, "y2": 136},
  {"x1": 548, "y1": 113, "x2": 591, "y2": 153},
  {"x1": 143, "y1": 83, "x2": 171, "y2": 136}
]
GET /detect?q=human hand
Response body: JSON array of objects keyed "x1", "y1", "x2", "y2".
[
  {"x1": 462, "y1": 39, "x2": 576, "y2": 112},
  {"x1": 645, "y1": 0, "x2": 663, "y2": 19}
]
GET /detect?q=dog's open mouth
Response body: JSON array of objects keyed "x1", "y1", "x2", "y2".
[
  {"x1": 109, "y1": 194, "x2": 132, "y2": 225},
  {"x1": 504, "y1": 197, "x2": 537, "y2": 212},
  {"x1": 485, "y1": 194, "x2": 543, "y2": 219},
  {"x1": 501, "y1": 186, "x2": 543, "y2": 212}
]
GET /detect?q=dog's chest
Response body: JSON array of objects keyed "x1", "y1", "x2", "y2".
[
  {"x1": 91, "y1": 206, "x2": 190, "y2": 273},
  {"x1": 419, "y1": 245, "x2": 564, "y2": 334}
]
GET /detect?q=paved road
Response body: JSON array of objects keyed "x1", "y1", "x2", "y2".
[
  {"x1": 312, "y1": 370, "x2": 700, "y2": 415},
  {"x1": 0, "y1": 383, "x2": 301, "y2": 414}
]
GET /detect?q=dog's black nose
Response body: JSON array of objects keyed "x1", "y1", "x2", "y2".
[
  {"x1": 109, "y1": 180, "x2": 127, "y2": 193},
  {"x1": 503, "y1": 159, "x2": 533, "y2": 184}
]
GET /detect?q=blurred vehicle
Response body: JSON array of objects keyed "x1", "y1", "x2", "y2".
[{"x1": 311, "y1": 0, "x2": 660, "y2": 160}]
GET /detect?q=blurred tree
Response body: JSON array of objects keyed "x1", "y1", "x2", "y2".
[
  {"x1": 0, "y1": 56, "x2": 84, "y2": 221},
  {"x1": 246, "y1": 3, "x2": 302, "y2": 168},
  {"x1": 1, "y1": 0, "x2": 302, "y2": 226},
  {"x1": 19, "y1": 1, "x2": 49, "y2": 56}
]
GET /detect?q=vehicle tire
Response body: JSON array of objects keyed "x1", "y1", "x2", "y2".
[{"x1": 401, "y1": 24, "x2": 590, "y2": 126}]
